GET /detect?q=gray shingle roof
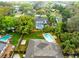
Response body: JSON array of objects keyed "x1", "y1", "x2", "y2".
[
  {"x1": 0, "y1": 42, "x2": 7, "y2": 53},
  {"x1": 25, "y1": 39, "x2": 64, "y2": 58},
  {"x1": 35, "y1": 16, "x2": 48, "y2": 22}
]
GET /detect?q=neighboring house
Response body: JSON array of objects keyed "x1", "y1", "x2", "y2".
[
  {"x1": 51, "y1": 17, "x2": 62, "y2": 27},
  {"x1": 14, "y1": 5, "x2": 20, "y2": 13},
  {"x1": 53, "y1": 1, "x2": 74, "y2": 7},
  {"x1": 25, "y1": 39, "x2": 64, "y2": 58},
  {"x1": 0, "y1": 42, "x2": 8, "y2": 57},
  {"x1": 0, "y1": 35, "x2": 14, "y2": 58},
  {"x1": 0, "y1": 43, "x2": 14, "y2": 58},
  {"x1": 55, "y1": 17, "x2": 62, "y2": 23},
  {"x1": 35, "y1": 15, "x2": 48, "y2": 29}
]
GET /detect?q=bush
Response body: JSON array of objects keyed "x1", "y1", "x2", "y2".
[
  {"x1": 60, "y1": 32, "x2": 79, "y2": 54},
  {"x1": 43, "y1": 25, "x2": 53, "y2": 32}
]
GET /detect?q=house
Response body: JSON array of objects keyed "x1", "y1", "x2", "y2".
[
  {"x1": 0, "y1": 35, "x2": 14, "y2": 58},
  {"x1": 55, "y1": 17, "x2": 62, "y2": 23},
  {"x1": 25, "y1": 39, "x2": 64, "y2": 58},
  {"x1": 0, "y1": 42, "x2": 8, "y2": 57},
  {"x1": 35, "y1": 15, "x2": 48, "y2": 29},
  {"x1": 0, "y1": 43, "x2": 14, "y2": 58},
  {"x1": 14, "y1": 5, "x2": 20, "y2": 13}
]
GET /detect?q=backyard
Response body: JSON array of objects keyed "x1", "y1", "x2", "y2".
[
  {"x1": 14, "y1": 29, "x2": 61, "y2": 58},
  {"x1": 24, "y1": 30, "x2": 44, "y2": 43},
  {"x1": 0, "y1": 1, "x2": 79, "y2": 58},
  {"x1": 13, "y1": 30, "x2": 45, "y2": 58}
]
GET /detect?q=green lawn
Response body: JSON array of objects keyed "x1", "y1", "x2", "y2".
[
  {"x1": 23, "y1": 30, "x2": 44, "y2": 44},
  {"x1": 9, "y1": 32, "x2": 21, "y2": 46}
]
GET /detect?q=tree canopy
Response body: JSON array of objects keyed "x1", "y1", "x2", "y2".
[{"x1": 16, "y1": 15, "x2": 34, "y2": 34}]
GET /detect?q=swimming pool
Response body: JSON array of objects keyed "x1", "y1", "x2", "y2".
[
  {"x1": 0, "y1": 34, "x2": 11, "y2": 42},
  {"x1": 43, "y1": 33, "x2": 55, "y2": 42}
]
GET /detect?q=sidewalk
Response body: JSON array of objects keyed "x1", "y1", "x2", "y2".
[{"x1": 13, "y1": 54, "x2": 20, "y2": 58}]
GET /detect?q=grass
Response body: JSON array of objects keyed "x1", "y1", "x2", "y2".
[
  {"x1": 9, "y1": 32, "x2": 21, "y2": 46},
  {"x1": 23, "y1": 30, "x2": 44, "y2": 43}
]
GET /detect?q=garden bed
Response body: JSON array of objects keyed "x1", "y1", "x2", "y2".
[{"x1": 14, "y1": 44, "x2": 27, "y2": 58}]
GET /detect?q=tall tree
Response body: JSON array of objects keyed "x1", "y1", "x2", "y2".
[
  {"x1": 0, "y1": 16, "x2": 5, "y2": 33},
  {"x1": 60, "y1": 32, "x2": 79, "y2": 54},
  {"x1": 44, "y1": 2, "x2": 61, "y2": 26},
  {"x1": 19, "y1": 2, "x2": 34, "y2": 16},
  {"x1": 16, "y1": 15, "x2": 34, "y2": 34},
  {"x1": 67, "y1": 14, "x2": 79, "y2": 32},
  {"x1": 53, "y1": 4, "x2": 71, "y2": 32},
  {"x1": 2, "y1": 16, "x2": 16, "y2": 32}
]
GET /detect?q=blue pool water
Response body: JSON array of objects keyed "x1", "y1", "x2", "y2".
[
  {"x1": 0, "y1": 34, "x2": 11, "y2": 42},
  {"x1": 43, "y1": 33, "x2": 55, "y2": 42}
]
